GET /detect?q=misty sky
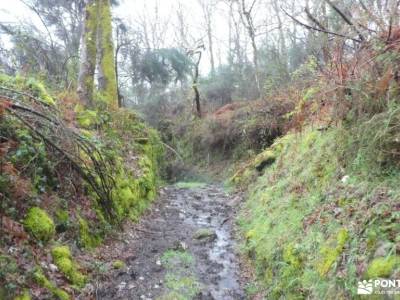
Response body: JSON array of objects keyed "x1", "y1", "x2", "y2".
[
  {"x1": 0, "y1": 0, "x2": 237, "y2": 72},
  {"x1": 0, "y1": 0, "x2": 304, "y2": 73}
]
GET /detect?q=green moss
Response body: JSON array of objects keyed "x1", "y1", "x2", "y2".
[
  {"x1": 78, "y1": 217, "x2": 102, "y2": 248},
  {"x1": 97, "y1": 0, "x2": 118, "y2": 108},
  {"x1": 112, "y1": 260, "x2": 125, "y2": 269},
  {"x1": 163, "y1": 274, "x2": 201, "y2": 300},
  {"x1": 51, "y1": 246, "x2": 86, "y2": 288},
  {"x1": 23, "y1": 207, "x2": 55, "y2": 242},
  {"x1": 235, "y1": 128, "x2": 364, "y2": 298},
  {"x1": 0, "y1": 73, "x2": 55, "y2": 105},
  {"x1": 25, "y1": 78, "x2": 55, "y2": 105},
  {"x1": 14, "y1": 291, "x2": 31, "y2": 300},
  {"x1": 55, "y1": 210, "x2": 69, "y2": 224},
  {"x1": 192, "y1": 228, "x2": 217, "y2": 240},
  {"x1": 76, "y1": 109, "x2": 99, "y2": 128},
  {"x1": 52, "y1": 246, "x2": 71, "y2": 260},
  {"x1": 317, "y1": 228, "x2": 349, "y2": 276},
  {"x1": 175, "y1": 182, "x2": 207, "y2": 189},
  {"x1": 366, "y1": 256, "x2": 400, "y2": 278},
  {"x1": 159, "y1": 249, "x2": 201, "y2": 299},
  {"x1": 79, "y1": 0, "x2": 98, "y2": 106},
  {"x1": 33, "y1": 269, "x2": 70, "y2": 300},
  {"x1": 161, "y1": 250, "x2": 194, "y2": 268},
  {"x1": 283, "y1": 243, "x2": 302, "y2": 268}
]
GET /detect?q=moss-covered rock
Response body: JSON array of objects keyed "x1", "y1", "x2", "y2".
[
  {"x1": 112, "y1": 260, "x2": 125, "y2": 269},
  {"x1": 51, "y1": 246, "x2": 86, "y2": 288},
  {"x1": 193, "y1": 228, "x2": 217, "y2": 241},
  {"x1": 23, "y1": 207, "x2": 55, "y2": 242}
]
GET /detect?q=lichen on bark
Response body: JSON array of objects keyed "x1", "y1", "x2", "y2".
[
  {"x1": 96, "y1": 0, "x2": 118, "y2": 109},
  {"x1": 77, "y1": 0, "x2": 98, "y2": 107},
  {"x1": 77, "y1": 0, "x2": 118, "y2": 109}
]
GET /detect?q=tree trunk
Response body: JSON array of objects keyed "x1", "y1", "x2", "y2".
[
  {"x1": 77, "y1": 0, "x2": 98, "y2": 107},
  {"x1": 207, "y1": 20, "x2": 215, "y2": 76},
  {"x1": 240, "y1": 0, "x2": 261, "y2": 99},
  {"x1": 192, "y1": 51, "x2": 202, "y2": 118},
  {"x1": 205, "y1": 7, "x2": 215, "y2": 76},
  {"x1": 97, "y1": 0, "x2": 118, "y2": 109}
]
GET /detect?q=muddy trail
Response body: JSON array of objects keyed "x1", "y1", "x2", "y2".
[{"x1": 96, "y1": 184, "x2": 245, "y2": 300}]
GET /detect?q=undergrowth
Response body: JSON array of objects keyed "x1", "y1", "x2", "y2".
[
  {"x1": 231, "y1": 39, "x2": 400, "y2": 299},
  {"x1": 237, "y1": 124, "x2": 400, "y2": 298},
  {"x1": 0, "y1": 75, "x2": 163, "y2": 299}
]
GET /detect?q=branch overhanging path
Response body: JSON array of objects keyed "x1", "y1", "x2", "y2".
[{"x1": 0, "y1": 86, "x2": 117, "y2": 220}]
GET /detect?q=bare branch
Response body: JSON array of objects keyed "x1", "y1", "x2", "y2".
[
  {"x1": 324, "y1": 0, "x2": 365, "y2": 41},
  {"x1": 304, "y1": 7, "x2": 326, "y2": 31},
  {"x1": 281, "y1": 7, "x2": 362, "y2": 43}
]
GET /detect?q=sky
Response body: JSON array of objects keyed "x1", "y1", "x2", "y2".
[
  {"x1": 114, "y1": 0, "x2": 234, "y2": 71},
  {"x1": 0, "y1": 0, "x2": 236, "y2": 73},
  {"x1": 0, "y1": 0, "x2": 298, "y2": 74}
]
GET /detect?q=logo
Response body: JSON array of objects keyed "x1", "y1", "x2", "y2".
[
  {"x1": 357, "y1": 279, "x2": 400, "y2": 295},
  {"x1": 357, "y1": 280, "x2": 373, "y2": 295}
]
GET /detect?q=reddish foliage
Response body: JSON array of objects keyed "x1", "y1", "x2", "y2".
[
  {"x1": 213, "y1": 102, "x2": 245, "y2": 117},
  {"x1": 1, "y1": 216, "x2": 28, "y2": 242},
  {"x1": 385, "y1": 27, "x2": 400, "y2": 49},
  {"x1": 57, "y1": 94, "x2": 79, "y2": 125}
]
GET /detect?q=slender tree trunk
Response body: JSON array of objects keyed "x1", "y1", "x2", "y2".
[
  {"x1": 77, "y1": 0, "x2": 98, "y2": 107},
  {"x1": 228, "y1": 1, "x2": 233, "y2": 67},
  {"x1": 207, "y1": 19, "x2": 215, "y2": 76},
  {"x1": 205, "y1": 8, "x2": 215, "y2": 76},
  {"x1": 240, "y1": 0, "x2": 261, "y2": 99},
  {"x1": 115, "y1": 44, "x2": 122, "y2": 108},
  {"x1": 97, "y1": 0, "x2": 118, "y2": 109},
  {"x1": 192, "y1": 51, "x2": 202, "y2": 118},
  {"x1": 321, "y1": 1, "x2": 330, "y2": 64},
  {"x1": 272, "y1": 0, "x2": 288, "y2": 78}
]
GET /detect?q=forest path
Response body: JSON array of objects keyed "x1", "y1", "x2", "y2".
[{"x1": 96, "y1": 184, "x2": 245, "y2": 300}]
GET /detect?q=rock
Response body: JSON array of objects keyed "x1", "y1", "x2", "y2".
[
  {"x1": 139, "y1": 276, "x2": 145, "y2": 281},
  {"x1": 341, "y1": 175, "x2": 350, "y2": 183},
  {"x1": 172, "y1": 241, "x2": 188, "y2": 251},
  {"x1": 49, "y1": 264, "x2": 58, "y2": 272},
  {"x1": 193, "y1": 228, "x2": 217, "y2": 242},
  {"x1": 117, "y1": 281, "x2": 126, "y2": 291},
  {"x1": 374, "y1": 242, "x2": 393, "y2": 258},
  {"x1": 156, "y1": 259, "x2": 161, "y2": 266}
]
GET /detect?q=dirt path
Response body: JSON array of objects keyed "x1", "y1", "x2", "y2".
[{"x1": 96, "y1": 184, "x2": 245, "y2": 300}]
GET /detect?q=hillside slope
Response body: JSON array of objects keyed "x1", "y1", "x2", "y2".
[
  {"x1": 234, "y1": 125, "x2": 400, "y2": 298},
  {"x1": 0, "y1": 74, "x2": 163, "y2": 299}
]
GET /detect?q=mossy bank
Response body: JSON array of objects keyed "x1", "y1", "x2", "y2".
[
  {"x1": 235, "y1": 126, "x2": 400, "y2": 299},
  {"x1": 0, "y1": 74, "x2": 163, "y2": 299}
]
